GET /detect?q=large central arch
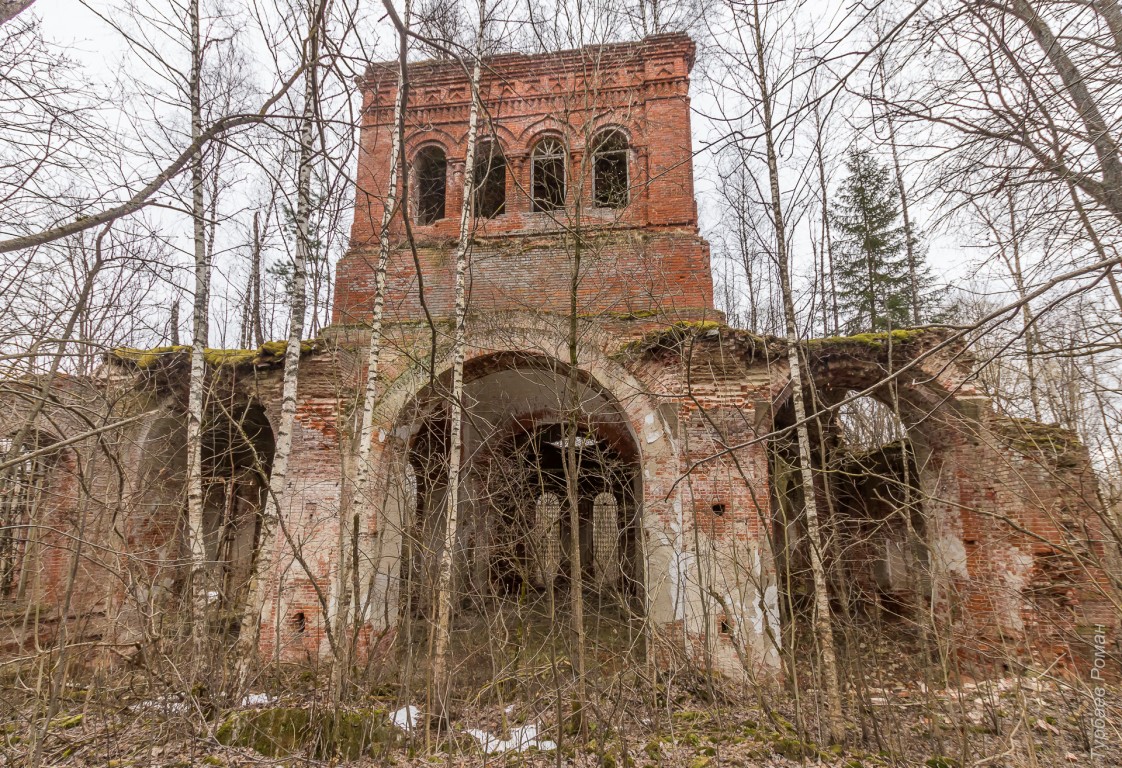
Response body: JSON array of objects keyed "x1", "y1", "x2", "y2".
[
  {"x1": 390, "y1": 351, "x2": 646, "y2": 667},
  {"x1": 354, "y1": 315, "x2": 695, "y2": 673}
]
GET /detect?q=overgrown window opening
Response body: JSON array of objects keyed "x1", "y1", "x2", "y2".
[
  {"x1": 837, "y1": 394, "x2": 906, "y2": 451},
  {"x1": 0, "y1": 436, "x2": 50, "y2": 599},
  {"x1": 592, "y1": 129, "x2": 629, "y2": 208},
  {"x1": 592, "y1": 492, "x2": 620, "y2": 587},
  {"x1": 533, "y1": 492, "x2": 562, "y2": 589},
  {"x1": 473, "y1": 141, "x2": 506, "y2": 218},
  {"x1": 531, "y1": 137, "x2": 566, "y2": 212},
  {"x1": 415, "y1": 146, "x2": 447, "y2": 224}
]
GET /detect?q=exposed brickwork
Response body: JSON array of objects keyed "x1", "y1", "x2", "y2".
[
  {"x1": 334, "y1": 33, "x2": 713, "y2": 324},
  {"x1": 0, "y1": 36, "x2": 1115, "y2": 684}
]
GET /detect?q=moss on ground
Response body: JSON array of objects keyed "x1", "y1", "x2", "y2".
[{"x1": 215, "y1": 706, "x2": 397, "y2": 759}]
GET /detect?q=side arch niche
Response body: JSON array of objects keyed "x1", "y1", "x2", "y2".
[{"x1": 124, "y1": 399, "x2": 276, "y2": 641}]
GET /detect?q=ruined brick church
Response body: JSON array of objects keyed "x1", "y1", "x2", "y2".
[{"x1": 1, "y1": 34, "x2": 1115, "y2": 677}]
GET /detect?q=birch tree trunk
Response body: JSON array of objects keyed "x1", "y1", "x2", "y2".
[
  {"x1": 235, "y1": 5, "x2": 318, "y2": 682},
  {"x1": 748, "y1": 0, "x2": 844, "y2": 744},
  {"x1": 333, "y1": 0, "x2": 411, "y2": 698},
  {"x1": 240, "y1": 211, "x2": 264, "y2": 349},
  {"x1": 185, "y1": 0, "x2": 210, "y2": 645},
  {"x1": 812, "y1": 101, "x2": 838, "y2": 335},
  {"x1": 430, "y1": 0, "x2": 484, "y2": 712}
]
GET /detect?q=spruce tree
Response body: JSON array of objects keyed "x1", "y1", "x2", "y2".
[{"x1": 830, "y1": 148, "x2": 921, "y2": 332}]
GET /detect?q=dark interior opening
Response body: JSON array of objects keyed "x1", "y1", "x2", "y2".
[
  {"x1": 415, "y1": 145, "x2": 447, "y2": 224},
  {"x1": 593, "y1": 129, "x2": 629, "y2": 208},
  {"x1": 473, "y1": 141, "x2": 506, "y2": 218}
]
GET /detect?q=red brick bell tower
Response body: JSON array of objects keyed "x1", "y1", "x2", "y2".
[{"x1": 333, "y1": 33, "x2": 714, "y2": 324}]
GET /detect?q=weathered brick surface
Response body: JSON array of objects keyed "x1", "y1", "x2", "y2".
[
  {"x1": 1, "y1": 35, "x2": 1115, "y2": 682},
  {"x1": 335, "y1": 33, "x2": 713, "y2": 324}
]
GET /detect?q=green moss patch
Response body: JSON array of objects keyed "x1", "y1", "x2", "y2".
[
  {"x1": 112, "y1": 340, "x2": 320, "y2": 371},
  {"x1": 215, "y1": 706, "x2": 397, "y2": 759},
  {"x1": 808, "y1": 328, "x2": 933, "y2": 349}
]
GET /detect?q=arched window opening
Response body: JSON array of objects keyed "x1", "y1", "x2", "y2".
[
  {"x1": 592, "y1": 129, "x2": 629, "y2": 208},
  {"x1": 592, "y1": 492, "x2": 620, "y2": 588},
  {"x1": 0, "y1": 435, "x2": 52, "y2": 600},
  {"x1": 415, "y1": 145, "x2": 447, "y2": 225},
  {"x1": 531, "y1": 137, "x2": 566, "y2": 212},
  {"x1": 837, "y1": 394, "x2": 906, "y2": 451},
  {"x1": 473, "y1": 141, "x2": 506, "y2": 218},
  {"x1": 533, "y1": 492, "x2": 562, "y2": 589}
]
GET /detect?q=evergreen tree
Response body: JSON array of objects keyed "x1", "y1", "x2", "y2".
[{"x1": 830, "y1": 148, "x2": 925, "y2": 332}]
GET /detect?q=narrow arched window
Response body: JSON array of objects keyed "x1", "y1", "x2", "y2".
[
  {"x1": 531, "y1": 137, "x2": 566, "y2": 212},
  {"x1": 592, "y1": 492, "x2": 620, "y2": 588},
  {"x1": 533, "y1": 492, "x2": 562, "y2": 589},
  {"x1": 473, "y1": 141, "x2": 506, "y2": 218},
  {"x1": 592, "y1": 129, "x2": 630, "y2": 208},
  {"x1": 415, "y1": 146, "x2": 447, "y2": 225}
]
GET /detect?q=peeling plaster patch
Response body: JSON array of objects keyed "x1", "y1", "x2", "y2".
[
  {"x1": 645, "y1": 431, "x2": 661, "y2": 444},
  {"x1": 378, "y1": 428, "x2": 387, "y2": 442},
  {"x1": 931, "y1": 519, "x2": 970, "y2": 579},
  {"x1": 645, "y1": 413, "x2": 655, "y2": 425},
  {"x1": 669, "y1": 548, "x2": 695, "y2": 622},
  {"x1": 999, "y1": 548, "x2": 1034, "y2": 633},
  {"x1": 764, "y1": 585, "x2": 781, "y2": 649}
]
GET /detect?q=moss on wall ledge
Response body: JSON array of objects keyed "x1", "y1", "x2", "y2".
[
  {"x1": 807, "y1": 328, "x2": 939, "y2": 349},
  {"x1": 111, "y1": 340, "x2": 322, "y2": 371},
  {"x1": 990, "y1": 415, "x2": 1084, "y2": 468}
]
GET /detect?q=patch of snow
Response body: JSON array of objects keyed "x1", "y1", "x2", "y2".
[
  {"x1": 389, "y1": 705, "x2": 420, "y2": 732},
  {"x1": 464, "y1": 724, "x2": 556, "y2": 754},
  {"x1": 132, "y1": 696, "x2": 187, "y2": 714},
  {"x1": 240, "y1": 693, "x2": 274, "y2": 707}
]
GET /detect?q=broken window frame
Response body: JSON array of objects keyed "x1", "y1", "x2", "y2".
[
  {"x1": 414, "y1": 144, "x2": 448, "y2": 225},
  {"x1": 472, "y1": 139, "x2": 506, "y2": 218},
  {"x1": 592, "y1": 128, "x2": 630, "y2": 209},
  {"x1": 531, "y1": 136, "x2": 567, "y2": 212}
]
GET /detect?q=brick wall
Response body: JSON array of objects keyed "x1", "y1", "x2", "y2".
[{"x1": 335, "y1": 33, "x2": 714, "y2": 324}]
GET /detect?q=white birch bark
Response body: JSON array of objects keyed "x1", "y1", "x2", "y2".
[
  {"x1": 748, "y1": 0, "x2": 844, "y2": 743},
  {"x1": 334, "y1": 0, "x2": 412, "y2": 695},
  {"x1": 185, "y1": 0, "x2": 210, "y2": 642},
  {"x1": 235, "y1": 8, "x2": 318, "y2": 678},
  {"x1": 430, "y1": 0, "x2": 485, "y2": 708}
]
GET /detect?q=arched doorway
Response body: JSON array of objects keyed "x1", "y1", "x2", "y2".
[
  {"x1": 394, "y1": 352, "x2": 644, "y2": 673},
  {"x1": 199, "y1": 400, "x2": 275, "y2": 634},
  {"x1": 771, "y1": 336, "x2": 972, "y2": 640},
  {"x1": 131, "y1": 399, "x2": 275, "y2": 639}
]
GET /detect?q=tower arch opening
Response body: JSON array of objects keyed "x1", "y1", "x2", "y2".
[{"x1": 393, "y1": 351, "x2": 645, "y2": 675}]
